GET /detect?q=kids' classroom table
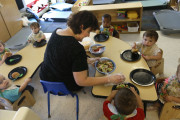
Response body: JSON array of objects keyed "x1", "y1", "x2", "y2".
[
  {"x1": 0, "y1": 33, "x2": 51, "y2": 85},
  {"x1": 89, "y1": 32, "x2": 158, "y2": 114}
]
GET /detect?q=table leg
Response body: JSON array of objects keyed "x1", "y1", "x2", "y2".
[{"x1": 144, "y1": 101, "x2": 147, "y2": 117}]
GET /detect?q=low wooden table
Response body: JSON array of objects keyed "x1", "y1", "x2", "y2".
[
  {"x1": 0, "y1": 33, "x2": 52, "y2": 85},
  {"x1": 89, "y1": 32, "x2": 158, "y2": 102}
]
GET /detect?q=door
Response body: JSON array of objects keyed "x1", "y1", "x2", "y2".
[
  {"x1": 0, "y1": 12, "x2": 10, "y2": 42},
  {"x1": 0, "y1": 0, "x2": 22, "y2": 37}
]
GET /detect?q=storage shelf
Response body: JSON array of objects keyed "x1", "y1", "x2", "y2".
[{"x1": 79, "y1": 2, "x2": 143, "y2": 34}]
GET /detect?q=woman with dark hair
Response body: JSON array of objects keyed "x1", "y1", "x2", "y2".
[{"x1": 39, "y1": 10, "x2": 125, "y2": 91}]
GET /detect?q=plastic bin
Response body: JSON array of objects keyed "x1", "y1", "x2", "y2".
[{"x1": 127, "y1": 22, "x2": 139, "y2": 32}]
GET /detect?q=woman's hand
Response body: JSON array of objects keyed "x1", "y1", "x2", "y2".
[
  {"x1": 87, "y1": 57, "x2": 100, "y2": 65},
  {"x1": 108, "y1": 73, "x2": 125, "y2": 84}
]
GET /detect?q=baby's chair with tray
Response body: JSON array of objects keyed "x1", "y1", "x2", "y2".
[
  {"x1": 0, "y1": 90, "x2": 35, "y2": 111},
  {"x1": 151, "y1": 48, "x2": 164, "y2": 76}
]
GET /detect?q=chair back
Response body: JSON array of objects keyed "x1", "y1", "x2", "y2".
[{"x1": 40, "y1": 80, "x2": 73, "y2": 96}]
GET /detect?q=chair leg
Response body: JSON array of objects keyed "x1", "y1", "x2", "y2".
[
  {"x1": 75, "y1": 94, "x2": 79, "y2": 120},
  {"x1": 48, "y1": 92, "x2": 51, "y2": 118}
]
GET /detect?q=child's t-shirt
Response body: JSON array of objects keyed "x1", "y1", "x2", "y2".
[
  {"x1": 103, "y1": 100, "x2": 145, "y2": 120},
  {"x1": 0, "y1": 48, "x2": 10, "y2": 61},
  {"x1": 136, "y1": 42, "x2": 161, "y2": 67},
  {"x1": 28, "y1": 30, "x2": 45, "y2": 43},
  {"x1": 100, "y1": 25, "x2": 119, "y2": 37},
  {"x1": 0, "y1": 88, "x2": 21, "y2": 103}
]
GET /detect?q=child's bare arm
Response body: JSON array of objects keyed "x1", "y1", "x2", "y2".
[
  {"x1": 164, "y1": 96, "x2": 180, "y2": 103},
  {"x1": 143, "y1": 52, "x2": 162, "y2": 60},
  {"x1": 19, "y1": 78, "x2": 32, "y2": 92},
  {"x1": 105, "y1": 90, "x2": 118, "y2": 102},
  {"x1": 130, "y1": 87, "x2": 144, "y2": 110},
  {"x1": 0, "y1": 52, "x2": 12, "y2": 65}
]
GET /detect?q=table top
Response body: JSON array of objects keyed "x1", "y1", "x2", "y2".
[
  {"x1": 0, "y1": 33, "x2": 52, "y2": 85},
  {"x1": 89, "y1": 32, "x2": 158, "y2": 101}
]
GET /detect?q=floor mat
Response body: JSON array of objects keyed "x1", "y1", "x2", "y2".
[{"x1": 39, "y1": 21, "x2": 67, "y2": 33}]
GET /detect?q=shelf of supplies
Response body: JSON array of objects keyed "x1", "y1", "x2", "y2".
[{"x1": 79, "y1": 2, "x2": 143, "y2": 34}]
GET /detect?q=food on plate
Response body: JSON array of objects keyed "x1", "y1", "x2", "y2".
[
  {"x1": 131, "y1": 48, "x2": 138, "y2": 53},
  {"x1": 12, "y1": 72, "x2": 20, "y2": 79},
  {"x1": 97, "y1": 60, "x2": 114, "y2": 73},
  {"x1": 116, "y1": 83, "x2": 129, "y2": 89}
]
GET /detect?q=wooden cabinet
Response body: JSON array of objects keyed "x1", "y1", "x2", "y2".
[
  {"x1": 79, "y1": 2, "x2": 143, "y2": 34},
  {"x1": 72, "y1": 0, "x2": 93, "y2": 12},
  {"x1": 0, "y1": 0, "x2": 22, "y2": 43}
]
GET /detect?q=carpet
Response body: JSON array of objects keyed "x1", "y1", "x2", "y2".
[{"x1": 39, "y1": 20, "x2": 67, "y2": 33}]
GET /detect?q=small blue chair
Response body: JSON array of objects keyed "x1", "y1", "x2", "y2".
[{"x1": 40, "y1": 80, "x2": 79, "y2": 120}]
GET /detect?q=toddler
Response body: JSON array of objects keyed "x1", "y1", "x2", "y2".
[
  {"x1": 132, "y1": 30, "x2": 162, "y2": 68},
  {"x1": 0, "y1": 74, "x2": 32, "y2": 103},
  {"x1": 103, "y1": 87, "x2": 145, "y2": 120},
  {"x1": 156, "y1": 63, "x2": 180, "y2": 105},
  {"x1": 0, "y1": 41, "x2": 12, "y2": 65},
  {"x1": 97, "y1": 14, "x2": 119, "y2": 38},
  {"x1": 28, "y1": 22, "x2": 46, "y2": 44}
]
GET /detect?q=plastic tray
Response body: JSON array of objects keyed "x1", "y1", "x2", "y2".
[{"x1": 153, "y1": 10, "x2": 180, "y2": 34}]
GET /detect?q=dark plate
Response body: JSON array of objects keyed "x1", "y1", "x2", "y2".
[
  {"x1": 112, "y1": 82, "x2": 139, "y2": 95},
  {"x1": 95, "y1": 58, "x2": 116, "y2": 75},
  {"x1": 94, "y1": 34, "x2": 109, "y2": 42},
  {"x1": 5, "y1": 55, "x2": 22, "y2": 65},
  {"x1": 121, "y1": 50, "x2": 141, "y2": 62},
  {"x1": 8, "y1": 66, "x2": 27, "y2": 81},
  {"x1": 33, "y1": 39, "x2": 47, "y2": 48},
  {"x1": 130, "y1": 69, "x2": 156, "y2": 86}
]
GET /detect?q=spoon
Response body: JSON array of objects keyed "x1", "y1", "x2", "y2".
[{"x1": 9, "y1": 58, "x2": 19, "y2": 62}]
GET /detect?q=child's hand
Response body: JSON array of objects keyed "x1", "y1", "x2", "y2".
[
  {"x1": 130, "y1": 87, "x2": 138, "y2": 95},
  {"x1": 132, "y1": 42, "x2": 137, "y2": 49},
  {"x1": 28, "y1": 40, "x2": 31, "y2": 43},
  {"x1": 24, "y1": 78, "x2": 32, "y2": 83},
  {"x1": 95, "y1": 30, "x2": 100, "y2": 34},
  {"x1": 142, "y1": 55, "x2": 151, "y2": 60},
  {"x1": 5, "y1": 52, "x2": 12, "y2": 57},
  {"x1": 0, "y1": 80, "x2": 8, "y2": 89}
]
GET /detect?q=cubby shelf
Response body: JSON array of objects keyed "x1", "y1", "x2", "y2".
[{"x1": 79, "y1": 2, "x2": 143, "y2": 34}]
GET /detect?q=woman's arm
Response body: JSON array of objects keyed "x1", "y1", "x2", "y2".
[{"x1": 73, "y1": 70, "x2": 125, "y2": 86}]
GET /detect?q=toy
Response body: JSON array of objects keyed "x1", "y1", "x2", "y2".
[{"x1": 127, "y1": 11, "x2": 138, "y2": 19}]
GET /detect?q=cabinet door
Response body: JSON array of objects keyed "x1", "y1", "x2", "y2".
[
  {"x1": 0, "y1": 0, "x2": 22, "y2": 37},
  {"x1": 0, "y1": 12, "x2": 10, "y2": 42}
]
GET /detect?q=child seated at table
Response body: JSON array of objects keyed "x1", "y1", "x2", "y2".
[
  {"x1": 151, "y1": 62, "x2": 180, "y2": 110},
  {"x1": 28, "y1": 22, "x2": 46, "y2": 44},
  {"x1": 0, "y1": 74, "x2": 33, "y2": 103},
  {"x1": 0, "y1": 41, "x2": 12, "y2": 65},
  {"x1": 103, "y1": 87, "x2": 145, "y2": 120},
  {"x1": 132, "y1": 30, "x2": 162, "y2": 69},
  {"x1": 96, "y1": 14, "x2": 119, "y2": 39}
]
